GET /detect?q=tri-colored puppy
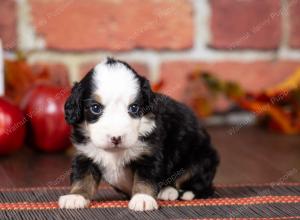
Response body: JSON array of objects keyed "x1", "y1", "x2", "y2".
[{"x1": 59, "y1": 57, "x2": 219, "y2": 211}]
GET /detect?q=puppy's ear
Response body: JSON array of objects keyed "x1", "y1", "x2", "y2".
[
  {"x1": 141, "y1": 78, "x2": 154, "y2": 107},
  {"x1": 65, "y1": 82, "x2": 83, "y2": 124}
]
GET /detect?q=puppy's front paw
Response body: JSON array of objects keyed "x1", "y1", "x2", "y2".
[
  {"x1": 128, "y1": 194, "x2": 158, "y2": 211},
  {"x1": 157, "y1": 186, "x2": 179, "y2": 201},
  {"x1": 180, "y1": 191, "x2": 195, "y2": 200},
  {"x1": 58, "y1": 194, "x2": 90, "y2": 209}
]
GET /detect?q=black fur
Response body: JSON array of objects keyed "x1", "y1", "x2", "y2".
[
  {"x1": 64, "y1": 69, "x2": 95, "y2": 125},
  {"x1": 132, "y1": 93, "x2": 219, "y2": 197},
  {"x1": 65, "y1": 58, "x2": 219, "y2": 199},
  {"x1": 65, "y1": 69, "x2": 95, "y2": 144},
  {"x1": 70, "y1": 154, "x2": 102, "y2": 185},
  {"x1": 64, "y1": 82, "x2": 83, "y2": 124}
]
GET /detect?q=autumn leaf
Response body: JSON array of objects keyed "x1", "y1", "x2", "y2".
[{"x1": 5, "y1": 58, "x2": 51, "y2": 105}]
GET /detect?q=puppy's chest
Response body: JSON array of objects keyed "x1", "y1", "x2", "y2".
[
  {"x1": 97, "y1": 153, "x2": 134, "y2": 195},
  {"x1": 102, "y1": 164, "x2": 133, "y2": 195}
]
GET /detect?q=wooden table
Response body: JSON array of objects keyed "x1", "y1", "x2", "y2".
[{"x1": 0, "y1": 126, "x2": 299, "y2": 188}]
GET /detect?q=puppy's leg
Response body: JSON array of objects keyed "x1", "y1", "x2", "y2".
[
  {"x1": 59, "y1": 155, "x2": 101, "y2": 209},
  {"x1": 59, "y1": 175, "x2": 97, "y2": 209},
  {"x1": 157, "y1": 186, "x2": 179, "y2": 201},
  {"x1": 128, "y1": 172, "x2": 158, "y2": 211},
  {"x1": 176, "y1": 160, "x2": 217, "y2": 200}
]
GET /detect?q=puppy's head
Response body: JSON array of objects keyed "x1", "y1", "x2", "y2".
[{"x1": 65, "y1": 58, "x2": 155, "y2": 150}]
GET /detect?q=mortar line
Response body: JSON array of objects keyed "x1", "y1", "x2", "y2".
[{"x1": 12, "y1": 0, "x2": 300, "y2": 83}]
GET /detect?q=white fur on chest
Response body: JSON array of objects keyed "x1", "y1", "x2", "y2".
[
  {"x1": 102, "y1": 162, "x2": 133, "y2": 195},
  {"x1": 99, "y1": 151, "x2": 133, "y2": 195},
  {"x1": 75, "y1": 143, "x2": 148, "y2": 195}
]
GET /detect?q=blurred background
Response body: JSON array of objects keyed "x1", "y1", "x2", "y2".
[{"x1": 0, "y1": 0, "x2": 299, "y2": 188}]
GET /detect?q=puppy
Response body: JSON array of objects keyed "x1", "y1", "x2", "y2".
[{"x1": 59, "y1": 57, "x2": 219, "y2": 211}]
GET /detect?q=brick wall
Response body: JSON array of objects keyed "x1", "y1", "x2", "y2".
[{"x1": 1, "y1": 0, "x2": 300, "y2": 103}]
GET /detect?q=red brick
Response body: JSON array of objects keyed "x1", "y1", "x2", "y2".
[
  {"x1": 80, "y1": 61, "x2": 149, "y2": 80},
  {"x1": 31, "y1": 63, "x2": 70, "y2": 86},
  {"x1": 0, "y1": 0, "x2": 17, "y2": 50},
  {"x1": 289, "y1": 0, "x2": 300, "y2": 48},
  {"x1": 160, "y1": 61, "x2": 300, "y2": 101},
  {"x1": 211, "y1": 0, "x2": 281, "y2": 49},
  {"x1": 28, "y1": 0, "x2": 193, "y2": 51}
]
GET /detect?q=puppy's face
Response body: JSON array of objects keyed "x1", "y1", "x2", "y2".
[{"x1": 65, "y1": 58, "x2": 155, "y2": 150}]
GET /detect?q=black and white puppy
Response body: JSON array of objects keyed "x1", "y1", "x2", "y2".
[{"x1": 59, "y1": 57, "x2": 219, "y2": 211}]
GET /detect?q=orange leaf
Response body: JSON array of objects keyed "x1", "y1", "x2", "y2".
[
  {"x1": 152, "y1": 80, "x2": 164, "y2": 92},
  {"x1": 266, "y1": 68, "x2": 300, "y2": 96},
  {"x1": 5, "y1": 59, "x2": 51, "y2": 105},
  {"x1": 238, "y1": 99, "x2": 299, "y2": 134}
]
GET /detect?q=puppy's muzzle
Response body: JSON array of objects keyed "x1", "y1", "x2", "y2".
[{"x1": 111, "y1": 136, "x2": 122, "y2": 145}]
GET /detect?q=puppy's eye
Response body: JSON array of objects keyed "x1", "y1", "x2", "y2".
[
  {"x1": 128, "y1": 104, "x2": 140, "y2": 114},
  {"x1": 90, "y1": 104, "x2": 102, "y2": 115}
]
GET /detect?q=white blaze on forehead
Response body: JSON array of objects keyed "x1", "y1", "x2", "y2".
[
  {"x1": 93, "y1": 60, "x2": 139, "y2": 105},
  {"x1": 85, "y1": 59, "x2": 156, "y2": 150}
]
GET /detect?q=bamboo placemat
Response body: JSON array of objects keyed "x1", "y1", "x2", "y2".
[{"x1": 0, "y1": 183, "x2": 300, "y2": 220}]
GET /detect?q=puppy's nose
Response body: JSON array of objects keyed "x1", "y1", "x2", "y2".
[{"x1": 111, "y1": 136, "x2": 122, "y2": 145}]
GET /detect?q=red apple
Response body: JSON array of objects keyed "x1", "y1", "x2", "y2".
[
  {"x1": 0, "y1": 98, "x2": 26, "y2": 155},
  {"x1": 22, "y1": 84, "x2": 71, "y2": 152}
]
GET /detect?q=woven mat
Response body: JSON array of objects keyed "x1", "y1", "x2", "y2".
[{"x1": 0, "y1": 183, "x2": 300, "y2": 220}]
